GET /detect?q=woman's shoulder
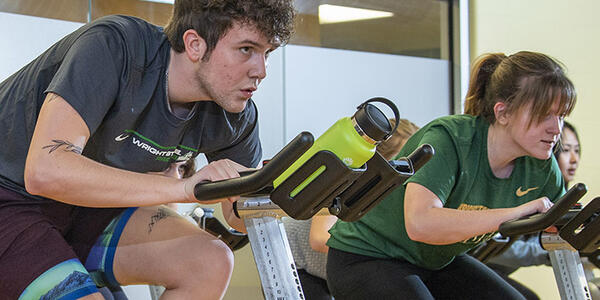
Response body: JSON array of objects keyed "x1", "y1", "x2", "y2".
[{"x1": 421, "y1": 114, "x2": 484, "y2": 143}]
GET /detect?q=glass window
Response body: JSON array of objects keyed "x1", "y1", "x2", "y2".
[
  {"x1": 90, "y1": 0, "x2": 172, "y2": 26},
  {"x1": 1, "y1": 0, "x2": 451, "y2": 60},
  {"x1": 292, "y1": 0, "x2": 450, "y2": 59},
  {"x1": 0, "y1": 0, "x2": 88, "y2": 23}
]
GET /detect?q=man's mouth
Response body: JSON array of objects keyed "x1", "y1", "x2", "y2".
[{"x1": 241, "y1": 87, "x2": 257, "y2": 98}]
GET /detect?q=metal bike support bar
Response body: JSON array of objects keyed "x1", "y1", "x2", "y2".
[
  {"x1": 546, "y1": 246, "x2": 592, "y2": 300},
  {"x1": 194, "y1": 132, "x2": 313, "y2": 201},
  {"x1": 499, "y1": 183, "x2": 588, "y2": 237},
  {"x1": 244, "y1": 214, "x2": 305, "y2": 300}
]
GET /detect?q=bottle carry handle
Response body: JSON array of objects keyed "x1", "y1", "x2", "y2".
[{"x1": 356, "y1": 97, "x2": 400, "y2": 140}]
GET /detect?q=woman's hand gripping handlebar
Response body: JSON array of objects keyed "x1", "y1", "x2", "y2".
[{"x1": 498, "y1": 183, "x2": 588, "y2": 237}]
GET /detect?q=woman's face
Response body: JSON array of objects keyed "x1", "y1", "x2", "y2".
[
  {"x1": 506, "y1": 101, "x2": 563, "y2": 160},
  {"x1": 557, "y1": 127, "x2": 580, "y2": 183}
]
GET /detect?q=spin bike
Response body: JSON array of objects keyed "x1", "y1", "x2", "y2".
[
  {"x1": 471, "y1": 183, "x2": 600, "y2": 300},
  {"x1": 186, "y1": 131, "x2": 434, "y2": 300}
]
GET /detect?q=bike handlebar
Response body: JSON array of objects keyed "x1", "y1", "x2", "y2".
[{"x1": 193, "y1": 132, "x2": 313, "y2": 201}]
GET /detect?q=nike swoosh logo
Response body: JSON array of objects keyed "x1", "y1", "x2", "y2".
[
  {"x1": 114, "y1": 134, "x2": 130, "y2": 142},
  {"x1": 516, "y1": 186, "x2": 539, "y2": 197}
]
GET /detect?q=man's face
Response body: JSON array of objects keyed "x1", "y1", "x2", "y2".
[{"x1": 195, "y1": 22, "x2": 275, "y2": 113}]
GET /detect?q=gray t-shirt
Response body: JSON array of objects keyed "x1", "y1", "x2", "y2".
[{"x1": 0, "y1": 15, "x2": 262, "y2": 199}]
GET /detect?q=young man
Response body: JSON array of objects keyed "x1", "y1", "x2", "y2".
[{"x1": 0, "y1": 0, "x2": 295, "y2": 299}]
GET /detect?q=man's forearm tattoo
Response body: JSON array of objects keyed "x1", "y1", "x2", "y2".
[
  {"x1": 148, "y1": 207, "x2": 171, "y2": 234},
  {"x1": 42, "y1": 140, "x2": 83, "y2": 154}
]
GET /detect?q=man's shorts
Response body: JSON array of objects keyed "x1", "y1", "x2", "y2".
[{"x1": 0, "y1": 186, "x2": 131, "y2": 299}]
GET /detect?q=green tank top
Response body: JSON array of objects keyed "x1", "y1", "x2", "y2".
[{"x1": 327, "y1": 115, "x2": 564, "y2": 270}]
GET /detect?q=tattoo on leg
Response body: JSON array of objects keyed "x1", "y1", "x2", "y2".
[
  {"x1": 148, "y1": 207, "x2": 171, "y2": 234},
  {"x1": 42, "y1": 140, "x2": 83, "y2": 154}
]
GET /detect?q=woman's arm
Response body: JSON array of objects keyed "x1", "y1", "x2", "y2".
[
  {"x1": 403, "y1": 182, "x2": 553, "y2": 245},
  {"x1": 309, "y1": 215, "x2": 338, "y2": 253}
]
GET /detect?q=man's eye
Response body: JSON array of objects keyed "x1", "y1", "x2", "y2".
[{"x1": 240, "y1": 47, "x2": 251, "y2": 54}]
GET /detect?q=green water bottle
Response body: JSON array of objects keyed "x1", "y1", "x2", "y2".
[{"x1": 273, "y1": 97, "x2": 400, "y2": 196}]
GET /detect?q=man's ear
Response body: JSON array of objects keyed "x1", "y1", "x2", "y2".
[
  {"x1": 493, "y1": 101, "x2": 510, "y2": 125},
  {"x1": 182, "y1": 29, "x2": 207, "y2": 62}
]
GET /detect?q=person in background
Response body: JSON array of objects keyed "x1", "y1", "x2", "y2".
[
  {"x1": 483, "y1": 120, "x2": 581, "y2": 300},
  {"x1": 326, "y1": 51, "x2": 576, "y2": 300},
  {"x1": 555, "y1": 121, "x2": 580, "y2": 187},
  {"x1": 281, "y1": 118, "x2": 419, "y2": 300},
  {"x1": 161, "y1": 159, "x2": 197, "y2": 211}
]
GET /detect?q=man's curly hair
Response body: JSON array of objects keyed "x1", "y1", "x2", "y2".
[{"x1": 164, "y1": 0, "x2": 295, "y2": 59}]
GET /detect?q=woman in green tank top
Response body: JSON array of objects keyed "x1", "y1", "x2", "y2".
[{"x1": 326, "y1": 51, "x2": 577, "y2": 300}]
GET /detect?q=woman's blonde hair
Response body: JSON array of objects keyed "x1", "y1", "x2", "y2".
[
  {"x1": 377, "y1": 118, "x2": 420, "y2": 160},
  {"x1": 464, "y1": 51, "x2": 576, "y2": 127}
]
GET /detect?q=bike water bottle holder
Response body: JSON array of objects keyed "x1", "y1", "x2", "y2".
[
  {"x1": 333, "y1": 151, "x2": 418, "y2": 222},
  {"x1": 270, "y1": 150, "x2": 364, "y2": 220},
  {"x1": 270, "y1": 144, "x2": 434, "y2": 222}
]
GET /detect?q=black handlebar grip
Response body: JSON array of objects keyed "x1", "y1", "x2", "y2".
[
  {"x1": 194, "y1": 132, "x2": 314, "y2": 201},
  {"x1": 407, "y1": 144, "x2": 434, "y2": 173},
  {"x1": 498, "y1": 183, "x2": 587, "y2": 237}
]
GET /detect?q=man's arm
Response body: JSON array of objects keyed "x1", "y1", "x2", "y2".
[{"x1": 24, "y1": 93, "x2": 240, "y2": 207}]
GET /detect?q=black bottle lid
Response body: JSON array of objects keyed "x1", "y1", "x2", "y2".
[
  {"x1": 353, "y1": 97, "x2": 400, "y2": 143},
  {"x1": 352, "y1": 104, "x2": 392, "y2": 143}
]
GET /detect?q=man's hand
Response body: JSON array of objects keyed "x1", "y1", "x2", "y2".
[
  {"x1": 183, "y1": 159, "x2": 250, "y2": 203},
  {"x1": 221, "y1": 200, "x2": 247, "y2": 233}
]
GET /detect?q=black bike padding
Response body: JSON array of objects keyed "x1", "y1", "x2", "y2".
[
  {"x1": 499, "y1": 183, "x2": 587, "y2": 237},
  {"x1": 560, "y1": 197, "x2": 600, "y2": 254},
  {"x1": 194, "y1": 132, "x2": 313, "y2": 201}
]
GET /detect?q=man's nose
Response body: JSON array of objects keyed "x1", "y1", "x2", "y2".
[{"x1": 249, "y1": 55, "x2": 267, "y2": 80}]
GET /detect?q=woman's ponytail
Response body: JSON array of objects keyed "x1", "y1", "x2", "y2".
[{"x1": 464, "y1": 53, "x2": 507, "y2": 119}]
